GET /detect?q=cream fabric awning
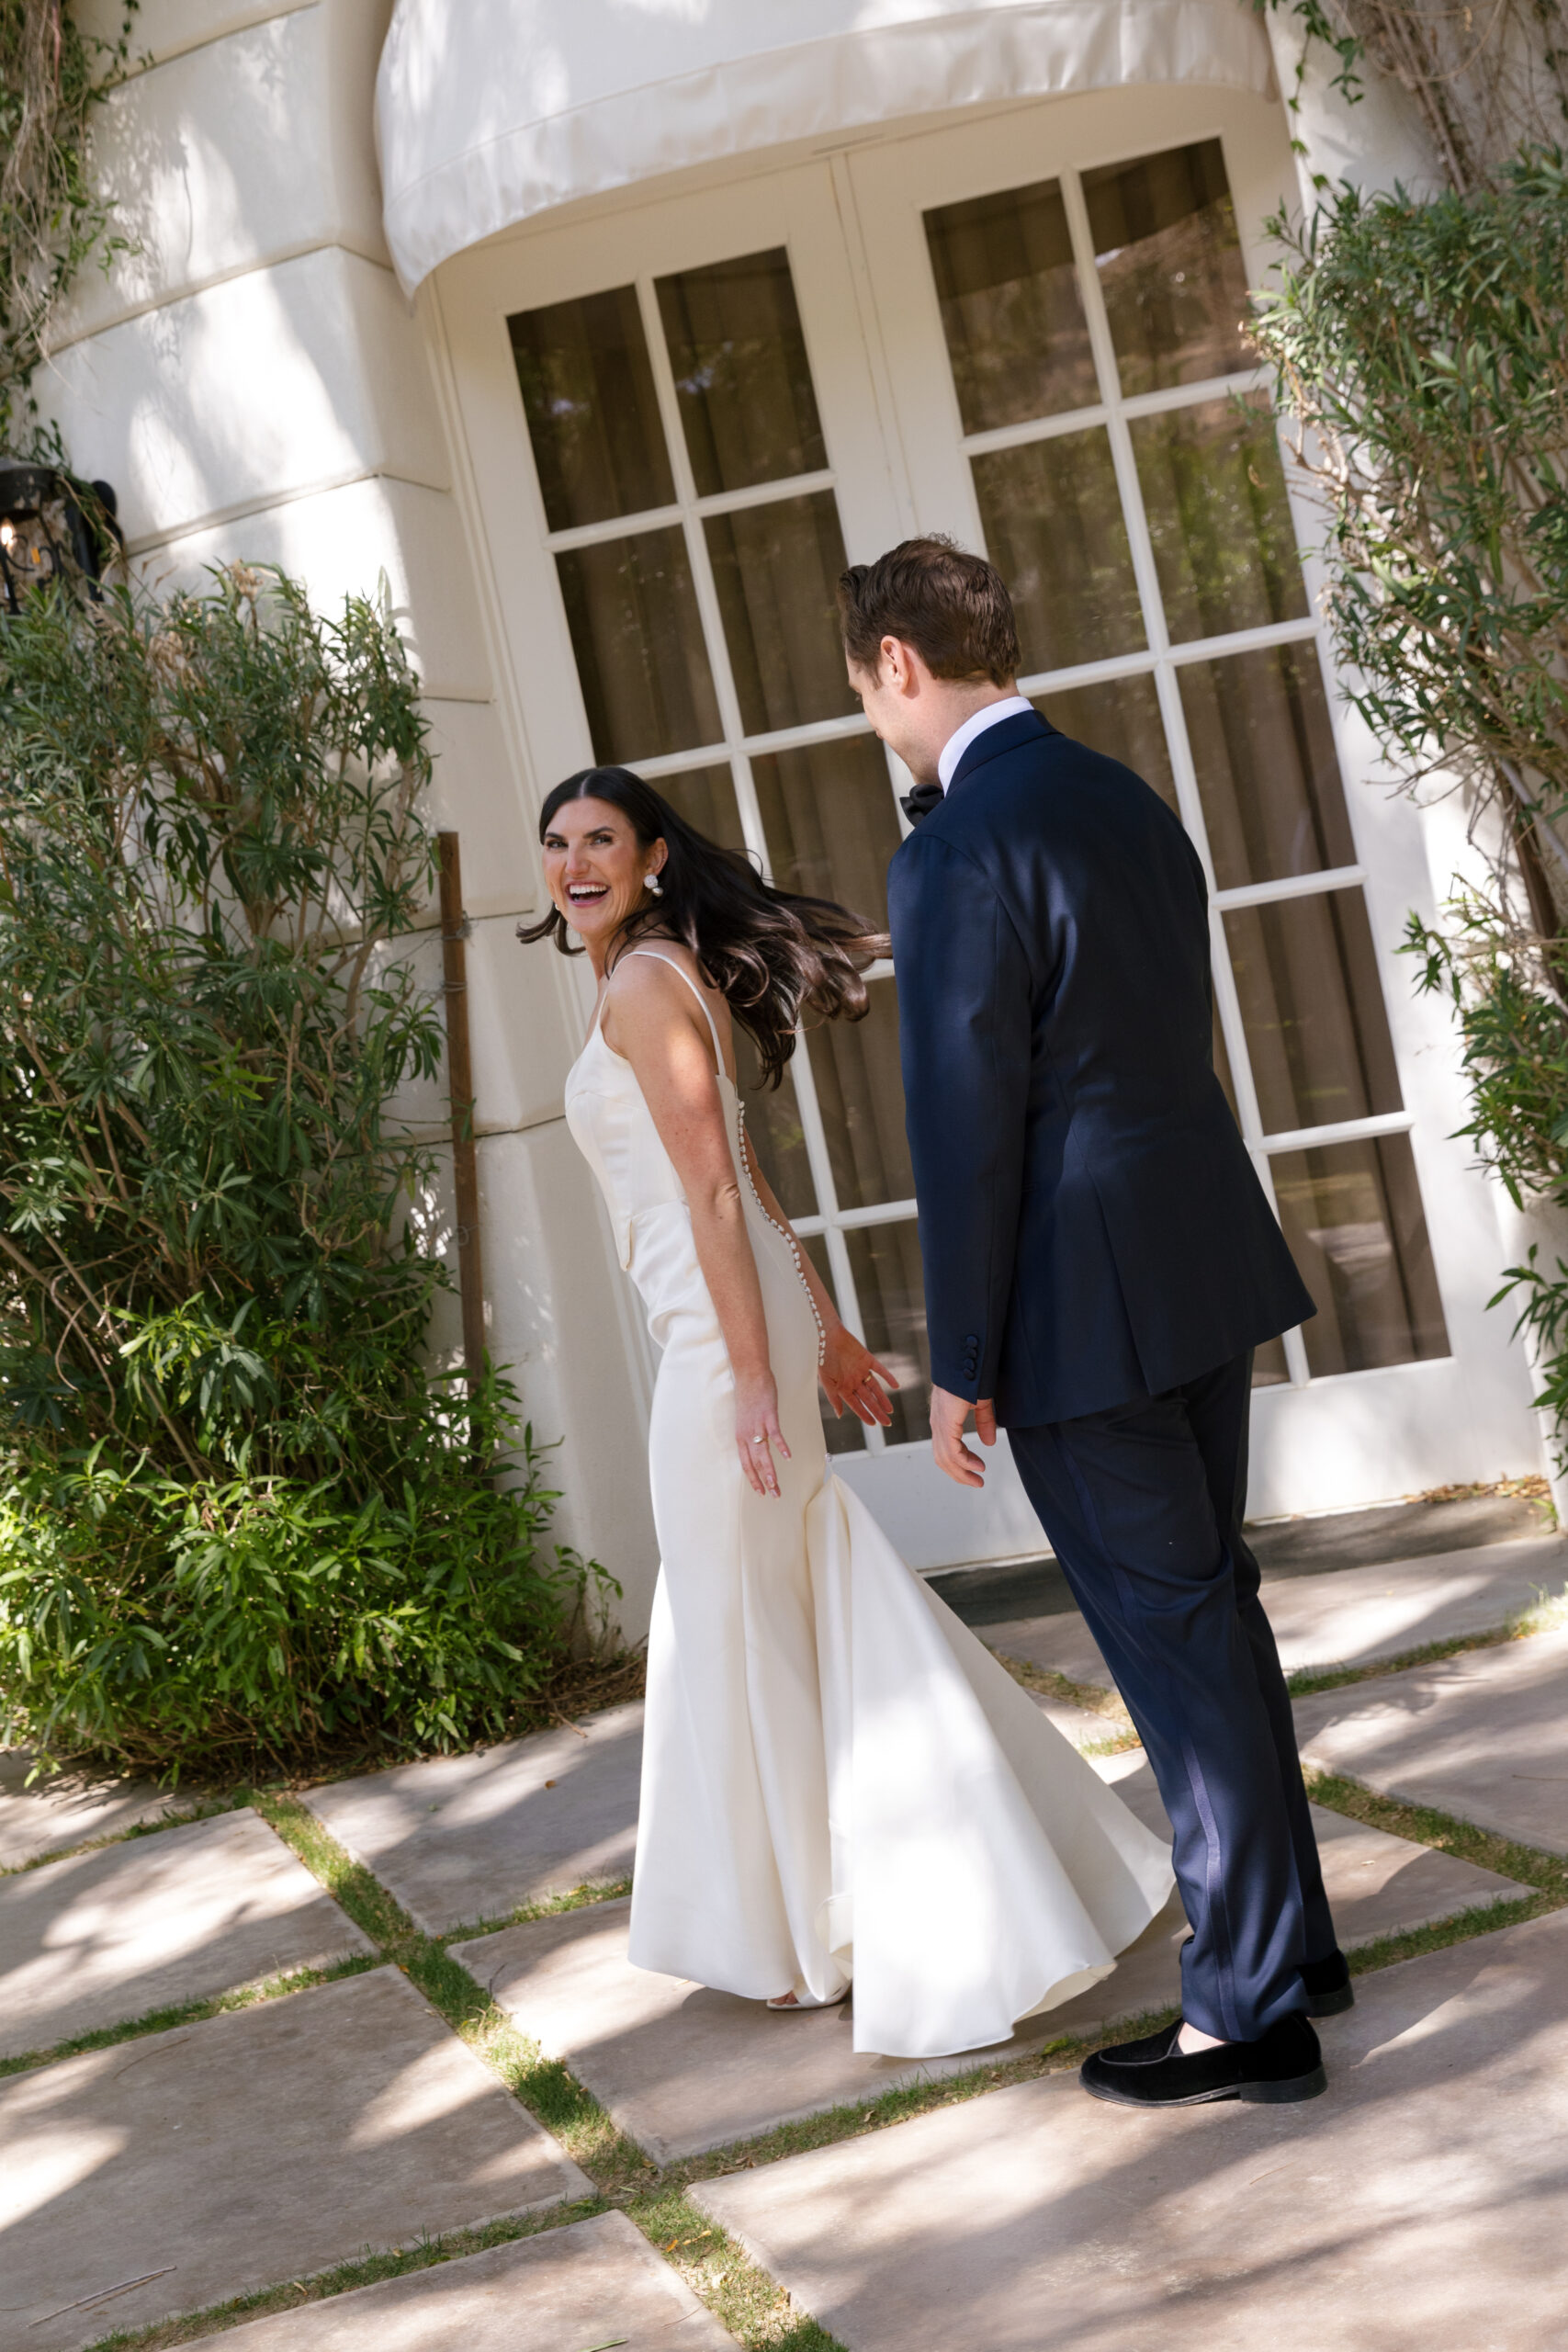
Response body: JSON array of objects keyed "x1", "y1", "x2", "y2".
[{"x1": 377, "y1": 0, "x2": 1278, "y2": 293}]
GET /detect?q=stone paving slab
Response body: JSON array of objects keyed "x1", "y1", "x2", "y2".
[
  {"x1": 0, "y1": 1967, "x2": 592, "y2": 2352},
  {"x1": 0, "y1": 1808, "x2": 374, "y2": 2060},
  {"x1": 302, "y1": 1704, "x2": 642, "y2": 1935},
  {"x1": 0, "y1": 1749, "x2": 183, "y2": 1869},
  {"x1": 453, "y1": 1781, "x2": 1520, "y2": 2165},
  {"x1": 1293, "y1": 1626, "x2": 1568, "y2": 1855},
  {"x1": 175, "y1": 2213, "x2": 739, "y2": 2351},
  {"x1": 984, "y1": 1536, "x2": 1567, "y2": 1693},
  {"x1": 694, "y1": 1905, "x2": 1568, "y2": 2352}
]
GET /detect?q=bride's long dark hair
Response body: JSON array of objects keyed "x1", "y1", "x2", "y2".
[{"x1": 517, "y1": 767, "x2": 885, "y2": 1087}]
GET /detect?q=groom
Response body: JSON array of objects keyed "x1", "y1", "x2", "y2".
[{"x1": 841, "y1": 538, "x2": 1345, "y2": 2108}]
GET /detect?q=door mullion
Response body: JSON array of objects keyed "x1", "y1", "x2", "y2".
[
  {"x1": 828, "y1": 151, "x2": 921, "y2": 542},
  {"x1": 1207, "y1": 899, "x2": 1269, "y2": 1148}
]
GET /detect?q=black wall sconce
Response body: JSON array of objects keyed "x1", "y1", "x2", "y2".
[{"x1": 0, "y1": 462, "x2": 122, "y2": 612}]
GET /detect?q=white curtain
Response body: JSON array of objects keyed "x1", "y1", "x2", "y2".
[{"x1": 377, "y1": 0, "x2": 1277, "y2": 293}]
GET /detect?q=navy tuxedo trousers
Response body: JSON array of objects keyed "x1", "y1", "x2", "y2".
[{"x1": 1008, "y1": 1352, "x2": 1336, "y2": 2042}]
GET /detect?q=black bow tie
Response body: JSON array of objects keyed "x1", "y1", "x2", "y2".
[{"x1": 900, "y1": 781, "x2": 944, "y2": 827}]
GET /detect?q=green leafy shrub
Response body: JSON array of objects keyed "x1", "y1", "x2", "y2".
[
  {"x1": 1253, "y1": 148, "x2": 1568, "y2": 1462},
  {"x1": 1252, "y1": 149, "x2": 1568, "y2": 824},
  {"x1": 0, "y1": 566, "x2": 586, "y2": 1776},
  {"x1": 1404, "y1": 893, "x2": 1568, "y2": 1444}
]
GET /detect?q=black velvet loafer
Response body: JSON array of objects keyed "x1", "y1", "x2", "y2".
[
  {"x1": 1080, "y1": 2012, "x2": 1326, "y2": 2108},
  {"x1": 1301, "y1": 1947, "x2": 1355, "y2": 2016}
]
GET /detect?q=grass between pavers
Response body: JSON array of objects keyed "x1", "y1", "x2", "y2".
[
  {"x1": 0, "y1": 1953, "x2": 379, "y2": 2084},
  {"x1": 1304, "y1": 1769, "x2": 1568, "y2": 1912},
  {"x1": 1283, "y1": 1583, "x2": 1568, "y2": 1698},
  {"x1": 0, "y1": 1795, "x2": 246, "y2": 1879},
  {"x1": 436, "y1": 1874, "x2": 633, "y2": 1945}
]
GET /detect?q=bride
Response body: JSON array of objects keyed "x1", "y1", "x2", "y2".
[{"x1": 521, "y1": 764, "x2": 1172, "y2": 2059}]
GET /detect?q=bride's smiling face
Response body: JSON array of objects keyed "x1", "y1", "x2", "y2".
[{"x1": 542, "y1": 796, "x2": 667, "y2": 959}]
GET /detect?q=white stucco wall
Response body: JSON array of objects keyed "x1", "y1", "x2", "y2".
[{"x1": 47, "y1": 0, "x2": 662, "y2": 1630}]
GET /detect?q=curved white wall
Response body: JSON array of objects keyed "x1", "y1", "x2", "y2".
[{"x1": 378, "y1": 0, "x2": 1278, "y2": 289}]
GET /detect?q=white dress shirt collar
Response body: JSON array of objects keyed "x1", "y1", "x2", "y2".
[{"x1": 937, "y1": 695, "x2": 1035, "y2": 792}]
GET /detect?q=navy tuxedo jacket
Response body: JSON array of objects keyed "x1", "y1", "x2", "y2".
[{"x1": 886, "y1": 709, "x2": 1315, "y2": 1425}]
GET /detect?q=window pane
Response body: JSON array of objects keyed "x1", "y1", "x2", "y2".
[
  {"x1": 1032, "y1": 672, "x2": 1176, "y2": 815},
  {"x1": 1083, "y1": 139, "x2": 1251, "y2": 397},
  {"x1": 1223, "y1": 888, "x2": 1403, "y2": 1137},
  {"x1": 557, "y1": 526, "x2": 721, "y2": 763},
  {"x1": 656, "y1": 248, "x2": 828, "y2": 498},
  {"x1": 924, "y1": 179, "x2": 1097, "y2": 432},
  {"x1": 736, "y1": 1035, "x2": 818, "y2": 1223},
  {"x1": 805, "y1": 979, "x2": 913, "y2": 1211},
  {"x1": 1131, "y1": 394, "x2": 1307, "y2": 644},
  {"x1": 652, "y1": 762, "x2": 745, "y2": 853},
  {"x1": 845, "y1": 1221, "x2": 931, "y2": 1447},
  {"x1": 752, "y1": 735, "x2": 900, "y2": 934},
  {"x1": 705, "y1": 491, "x2": 857, "y2": 736},
  {"x1": 973, "y1": 429, "x2": 1145, "y2": 674},
  {"x1": 510, "y1": 286, "x2": 673, "y2": 531},
  {"x1": 1180, "y1": 642, "x2": 1356, "y2": 892},
  {"x1": 1252, "y1": 1334, "x2": 1291, "y2": 1387},
  {"x1": 1270, "y1": 1134, "x2": 1450, "y2": 1374},
  {"x1": 802, "y1": 1235, "x2": 863, "y2": 1455}
]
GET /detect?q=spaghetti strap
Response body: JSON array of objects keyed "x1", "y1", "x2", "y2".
[{"x1": 624, "y1": 949, "x2": 728, "y2": 1077}]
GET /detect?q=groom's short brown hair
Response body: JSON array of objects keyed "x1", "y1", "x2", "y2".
[{"x1": 837, "y1": 536, "x2": 1020, "y2": 687}]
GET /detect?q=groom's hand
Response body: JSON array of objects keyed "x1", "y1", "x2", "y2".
[{"x1": 931, "y1": 1387, "x2": 997, "y2": 1487}]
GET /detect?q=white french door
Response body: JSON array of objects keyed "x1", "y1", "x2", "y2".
[
  {"x1": 436, "y1": 81, "x2": 1524, "y2": 1567},
  {"x1": 437, "y1": 169, "x2": 1023, "y2": 1562},
  {"x1": 843, "y1": 87, "x2": 1506, "y2": 1527}
]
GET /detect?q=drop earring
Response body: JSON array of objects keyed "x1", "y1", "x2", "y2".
[{"x1": 646, "y1": 871, "x2": 663, "y2": 897}]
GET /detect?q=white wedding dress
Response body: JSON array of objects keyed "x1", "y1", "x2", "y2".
[{"x1": 565, "y1": 951, "x2": 1173, "y2": 2058}]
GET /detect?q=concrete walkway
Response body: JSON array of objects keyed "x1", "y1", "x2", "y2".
[
  {"x1": 695, "y1": 1909, "x2": 1568, "y2": 2351},
  {"x1": 0, "y1": 1496, "x2": 1561, "y2": 2350}
]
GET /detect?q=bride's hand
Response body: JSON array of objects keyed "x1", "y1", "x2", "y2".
[
  {"x1": 735, "y1": 1370, "x2": 789, "y2": 1498},
  {"x1": 818, "y1": 1323, "x2": 897, "y2": 1427}
]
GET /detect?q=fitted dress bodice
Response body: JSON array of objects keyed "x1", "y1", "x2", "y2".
[
  {"x1": 565, "y1": 1020, "x2": 695, "y2": 1276},
  {"x1": 565, "y1": 972, "x2": 822, "y2": 1372}
]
